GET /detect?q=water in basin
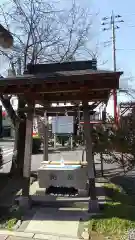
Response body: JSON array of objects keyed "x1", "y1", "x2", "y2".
[{"x1": 44, "y1": 164, "x2": 81, "y2": 170}]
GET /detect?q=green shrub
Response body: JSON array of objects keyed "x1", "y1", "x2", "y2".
[
  {"x1": 88, "y1": 183, "x2": 135, "y2": 239},
  {"x1": 89, "y1": 203, "x2": 135, "y2": 238},
  {"x1": 6, "y1": 218, "x2": 17, "y2": 230},
  {"x1": 32, "y1": 137, "x2": 42, "y2": 153}
]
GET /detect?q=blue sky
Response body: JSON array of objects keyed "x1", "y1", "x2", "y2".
[
  {"x1": 62, "y1": 0, "x2": 135, "y2": 90},
  {"x1": 61, "y1": 0, "x2": 135, "y2": 114},
  {"x1": 91, "y1": 0, "x2": 135, "y2": 113},
  {"x1": 92, "y1": 0, "x2": 135, "y2": 85}
]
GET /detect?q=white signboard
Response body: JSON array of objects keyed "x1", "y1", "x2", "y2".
[{"x1": 52, "y1": 116, "x2": 73, "y2": 134}]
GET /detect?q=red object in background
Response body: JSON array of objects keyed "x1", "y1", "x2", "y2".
[
  {"x1": 113, "y1": 89, "x2": 118, "y2": 125},
  {"x1": 32, "y1": 133, "x2": 37, "y2": 136},
  {"x1": 2, "y1": 111, "x2": 6, "y2": 117}
]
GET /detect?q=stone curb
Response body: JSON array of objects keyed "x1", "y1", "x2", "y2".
[
  {"x1": 0, "y1": 231, "x2": 81, "y2": 240},
  {"x1": 0, "y1": 230, "x2": 34, "y2": 238}
]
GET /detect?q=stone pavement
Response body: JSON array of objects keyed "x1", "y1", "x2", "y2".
[
  {"x1": 0, "y1": 182, "x2": 105, "y2": 240},
  {"x1": 0, "y1": 229, "x2": 89, "y2": 240},
  {"x1": 23, "y1": 207, "x2": 89, "y2": 237}
]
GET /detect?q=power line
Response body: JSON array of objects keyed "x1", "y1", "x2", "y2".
[
  {"x1": 124, "y1": 25, "x2": 135, "y2": 28},
  {"x1": 116, "y1": 49, "x2": 135, "y2": 51}
]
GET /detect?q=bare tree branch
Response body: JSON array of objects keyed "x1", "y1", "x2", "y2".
[{"x1": 0, "y1": 0, "x2": 96, "y2": 70}]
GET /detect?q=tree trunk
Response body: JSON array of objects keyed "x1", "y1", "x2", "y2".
[
  {"x1": 0, "y1": 95, "x2": 19, "y2": 127},
  {"x1": 17, "y1": 98, "x2": 26, "y2": 176},
  {"x1": 10, "y1": 98, "x2": 26, "y2": 177},
  {"x1": 17, "y1": 119, "x2": 26, "y2": 175}
]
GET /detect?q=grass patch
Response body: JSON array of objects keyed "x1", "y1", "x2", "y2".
[
  {"x1": 0, "y1": 205, "x2": 22, "y2": 230},
  {"x1": 104, "y1": 183, "x2": 121, "y2": 192},
  {"x1": 88, "y1": 182, "x2": 135, "y2": 239}
]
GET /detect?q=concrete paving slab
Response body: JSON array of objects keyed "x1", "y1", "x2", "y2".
[
  {"x1": 0, "y1": 235, "x2": 8, "y2": 240},
  {"x1": 0, "y1": 231, "x2": 12, "y2": 236},
  {"x1": 0, "y1": 231, "x2": 34, "y2": 239},
  {"x1": 34, "y1": 234, "x2": 80, "y2": 240},
  {"x1": 8, "y1": 237, "x2": 33, "y2": 240},
  {"x1": 12, "y1": 232, "x2": 34, "y2": 238},
  {"x1": 59, "y1": 238, "x2": 79, "y2": 240},
  {"x1": 34, "y1": 234, "x2": 59, "y2": 240},
  {"x1": 24, "y1": 207, "x2": 88, "y2": 238},
  {"x1": 17, "y1": 209, "x2": 37, "y2": 232}
]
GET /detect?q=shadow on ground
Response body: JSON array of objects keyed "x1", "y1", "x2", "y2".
[
  {"x1": 111, "y1": 175, "x2": 135, "y2": 195},
  {"x1": 33, "y1": 146, "x2": 82, "y2": 155}
]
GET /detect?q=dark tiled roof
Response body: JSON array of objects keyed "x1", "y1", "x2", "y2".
[{"x1": 0, "y1": 69, "x2": 122, "y2": 82}]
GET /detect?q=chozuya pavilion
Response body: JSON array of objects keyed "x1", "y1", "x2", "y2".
[{"x1": 0, "y1": 56, "x2": 122, "y2": 212}]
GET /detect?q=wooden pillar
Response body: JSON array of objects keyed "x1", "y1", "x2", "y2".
[
  {"x1": 83, "y1": 102, "x2": 99, "y2": 213},
  {"x1": 16, "y1": 98, "x2": 26, "y2": 176},
  {"x1": 21, "y1": 102, "x2": 34, "y2": 208},
  {"x1": 43, "y1": 111, "x2": 48, "y2": 162}
]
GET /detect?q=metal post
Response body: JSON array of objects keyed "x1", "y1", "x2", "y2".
[
  {"x1": 83, "y1": 102, "x2": 99, "y2": 213},
  {"x1": 71, "y1": 134, "x2": 73, "y2": 150},
  {"x1": 54, "y1": 133, "x2": 56, "y2": 149},
  {"x1": 43, "y1": 111, "x2": 48, "y2": 162}
]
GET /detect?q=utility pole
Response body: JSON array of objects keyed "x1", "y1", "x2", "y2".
[{"x1": 102, "y1": 12, "x2": 124, "y2": 124}]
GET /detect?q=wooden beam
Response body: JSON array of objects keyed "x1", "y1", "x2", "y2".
[
  {"x1": 0, "y1": 71, "x2": 121, "y2": 89},
  {"x1": 34, "y1": 111, "x2": 95, "y2": 117},
  {"x1": 83, "y1": 102, "x2": 99, "y2": 212},
  {"x1": 19, "y1": 105, "x2": 97, "y2": 112},
  {"x1": 25, "y1": 91, "x2": 109, "y2": 102},
  {"x1": 0, "y1": 76, "x2": 119, "y2": 94},
  {"x1": 43, "y1": 111, "x2": 48, "y2": 162}
]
